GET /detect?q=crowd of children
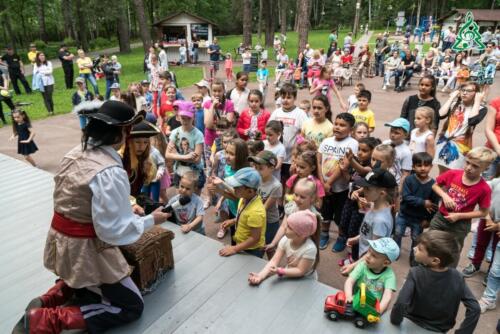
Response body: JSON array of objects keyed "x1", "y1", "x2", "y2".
[{"x1": 6, "y1": 38, "x2": 500, "y2": 333}]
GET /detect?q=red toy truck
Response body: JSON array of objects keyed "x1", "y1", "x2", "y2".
[{"x1": 324, "y1": 283, "x2": 381, "y2": 329}]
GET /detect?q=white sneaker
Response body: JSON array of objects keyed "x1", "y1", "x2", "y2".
[
  {"x1": 382, "y1": 85, "x2": 387, "y2": 90},
  {"x1": 479, "y1": 298, "x2": 496, "y2": 313}
]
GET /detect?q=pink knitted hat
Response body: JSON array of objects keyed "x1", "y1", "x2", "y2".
[{"x1": 287, "y1": 210, "x2": 317, "y2": 238}]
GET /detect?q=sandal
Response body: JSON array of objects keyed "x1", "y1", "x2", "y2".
[{"x1": 217, "y1": 226, "x2": 226, "y2": 239}]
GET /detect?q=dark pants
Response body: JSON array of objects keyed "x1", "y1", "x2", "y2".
[
  {"x1": 9, "y1": 70, "x2": 32, "y2": 94},
  {"x1": 472, "y1": 219, "x2": 499, "y2": 268},
  {"x1": 105, "y1": 77, "x2": 120, "y2": 100},
  {"x1": 63, "y1": 64, "x2": 74, "y2": 89},
  {"x1": 395, "y1": 69, "x2": 413, "y2": 88},
  {"x1": 430, "y1": 211, "x2": 471, "y2": 268},
  {"x1": 0, "y1": 96, "x2": 15, "y2": 124},
  {"x1": 75, "y1": 277, "x2": 144, "y2": 334},
  {"x1": 394, "y1": 214, "x2": 423, "y2": 264},
  {"x1": 321, "y1": 190, "x2": 349, "y2": 226},
  {"x1": 374, "y1": 53, "x2": 385, "y2": 76},
  {"x1": 41, "y1": 84, "x2": 54, "y2": 113}
]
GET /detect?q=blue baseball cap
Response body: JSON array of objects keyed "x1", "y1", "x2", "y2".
[
  {"x1": 384, "y1": 118, "x2": 410, "y2": 133},
  {"x1": 225, "y1": 167, "x2": 261, "y2": 189},
  {"x1": 368, "y1": 238, "x2": 400, "y2": 262}
]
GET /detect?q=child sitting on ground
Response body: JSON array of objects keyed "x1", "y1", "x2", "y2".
[
  {"x1": 248, "y1": 210, "x2": 320, "y2": 285},
  {"x1": 391, "y1": 230, "x2": 480, "y2": 333},
  {"x1": 218, "y1": 167, "x2": 266, "y2": 258},
  {"x1": 165, "y1": 172, "x2": 205, "y2": 234},
  {"x1": 344, "y1": 237, "x2": 399, "y2": 314},
  {"x1": 430, "y1": 147, "x2": 496, "y2": 267}
]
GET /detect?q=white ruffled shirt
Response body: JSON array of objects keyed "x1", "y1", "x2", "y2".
[{"x1": 88, "y1": 145, "x2": 154, "y2": 245}]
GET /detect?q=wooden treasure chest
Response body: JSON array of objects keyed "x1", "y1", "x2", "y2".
[{"x1": 120, "y1": 226, "x2": 175, "y2": 293}]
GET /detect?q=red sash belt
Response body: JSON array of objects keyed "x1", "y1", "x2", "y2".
[{"x1": 51, "y1": 211, "x2": 97, "y2": 238}]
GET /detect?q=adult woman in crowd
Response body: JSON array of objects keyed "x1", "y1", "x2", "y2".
[
  {"x1": 33, "y1": 52, "x2": 55, "y2": 115},
  {"x1": 442, "y1": 53, "x2": 464, "y2": 92},
  {"x1": 76, "y1": 49, "x2": 99, "y2": 95},
  {"x1": 274, "y1": 47, "x2": 289, "y2": 86},
  {"x1": 434, "y1": 82, "x2": 487, "y2": 173}
]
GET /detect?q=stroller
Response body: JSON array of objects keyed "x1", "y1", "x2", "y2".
[{"x1": 333, "y1": 63, "x2": 353, "y2": 90}]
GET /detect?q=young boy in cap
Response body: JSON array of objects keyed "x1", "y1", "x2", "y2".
[
  {"x1": 249, "y1": 150, "x2": 283, "y2": 258},
  {"x1": 219, "y1": 167, "x2": 267, "y2": 258},
  {"x1": 383, "y1": 117, "x2": 412, "y2": 190},
  {"x1": 194, "y1": 79, "x2": 211, "y2": 103},
  {"x1": 344, "y1": 237, "x2": 399, "y2": 315},
  {"x1": 341, "y1": 168, "x2": 397, "y2": 274}
]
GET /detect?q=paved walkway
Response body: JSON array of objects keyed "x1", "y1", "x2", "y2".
[
  {"x1": 0, "y1": 45, "x2": 498, "y2": 332},
  {"x1": 353, "y1": 31, "x2": 373, "y2": 57}
]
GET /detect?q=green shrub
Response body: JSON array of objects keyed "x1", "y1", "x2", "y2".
[
  {"x1": 33, "y1": 40, "x2": 48, "y2": 49},
  {"x1": 91, "y1": 37, "x2": 113, "y2": 50},
  {"x1": 62, "y1": 37, "x2": 77, "y2": 47}
]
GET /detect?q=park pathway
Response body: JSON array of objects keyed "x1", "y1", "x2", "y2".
[
  {"x1": 353, "y1": 31, "x2": 373, "y2": 57},
  {"x1": 21, "y1": 42, "x2": 143, "y2": 76}
]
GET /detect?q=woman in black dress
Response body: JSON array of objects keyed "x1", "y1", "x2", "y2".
[{"x1": 10, "y1": 109, "x2": 38, "y2": 166}]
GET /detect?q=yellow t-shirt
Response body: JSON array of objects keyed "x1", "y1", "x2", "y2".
[
  {"x1": 77, "y1": 57, "x2": 93, "y2": 74},
  {"x1": 302, "y1": 118, "x2": 334, "y2": 148},
  {"x1": 233, "y1": 195, "x2": 266, "y2": 250},
  {"x1": 351, "y1": 108, "x2": 375, "y2": 129},
  {"x1": 27, "y1": 51, "x2": 37, "y2": 64}
]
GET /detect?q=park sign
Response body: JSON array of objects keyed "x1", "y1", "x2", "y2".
[{"x1": 451, "y1": 11, "x2": 485, "y2": 52}]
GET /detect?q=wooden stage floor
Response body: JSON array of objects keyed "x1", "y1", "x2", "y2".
[{"x1": 0, "y1": 153, "x2": 430, "y2": 333}]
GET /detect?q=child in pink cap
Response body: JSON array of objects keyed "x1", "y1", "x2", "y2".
[
  {"x1": 165, "y1": 101, "x2": 205, "y2": 193},
  {"x1": 248, "y1": 209, "x2": 320, "y2": 285}
]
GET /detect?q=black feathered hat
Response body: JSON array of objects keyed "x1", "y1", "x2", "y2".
[{"x1": 74, "y1": 100, "x2": 144, "y2": 126}]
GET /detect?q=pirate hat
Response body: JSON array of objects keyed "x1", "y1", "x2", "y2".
[
  {"x1": 130, "y1": 121, "x2": 161, "y2": 138},
  {"x1": 74, "y1": 100, "x2": 144, "y2": 126}
]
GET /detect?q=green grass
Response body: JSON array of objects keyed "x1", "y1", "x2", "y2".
[
  {"x1": 367, "y1": 28, "x2": 431, "y2": 53},
  {"x1": 2, "y1": 29, "x2": 356, "y2": 125},
  {"x1": 1, "y1": 47, "x2": 202, "y2": 123},
  {"x1": 218, "y1": 29, "x2": 352, "y2": 61}
]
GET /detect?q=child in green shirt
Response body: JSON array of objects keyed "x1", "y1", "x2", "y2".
[{"x1": 344, "y1": 238, "x2": 399, "y2": 314}]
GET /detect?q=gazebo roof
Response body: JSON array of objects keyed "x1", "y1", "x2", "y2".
[
  {"x1": 152, "y1": 11, "x2": 218, "y2": 27},
  {"x1": 438, "y1": 8, "x2": 500, "y2": 23}
]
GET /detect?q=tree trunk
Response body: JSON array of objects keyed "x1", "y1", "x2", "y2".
[
  {"x1": 353, "y1": 0, "x2": 361, "y2": 37},
  {"x1": 74, "y1": 0, "x2": 89, "y2": 50},
  {"x1": 116, "y1": 0, "x2": 131, "y2": 53},
  {"x1": 264, "y1": 0, "x2": 275, "y2": 47},
  {"x1": 132, "y1": 0, "x2": 152, "y2": 52},
  {"x1": 297, "y1": 0, "x2": 311, "y2": 52},
  {"x1": 1, "y1": 13, "x2": 17, "y2": 50},
  {"x1": 38, "y1": 0, "x2": 48, "y2": 42},
  {"x1": 61, "y1": 0, "x2": 74, "y2": 39},
  {"x1": 294, "y1": 0, "x2": 299, "y2": 32},
  {"x1": 257, "y1": 0, "x2": 263, "y2": 40},
  {"x1": 242, "y1": 0, "x2": 252, "y2": 47},
  {"x1": 280, "y1": 0, "x2": 287, "y2": 35}
]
